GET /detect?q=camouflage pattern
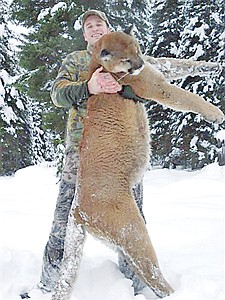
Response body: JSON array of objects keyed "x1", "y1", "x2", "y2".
[
  {"x1": 41, "y1": 47, "x2": 222, "y2": 293},
  {"x1": 118, "y1": 252, "x2": 146, "y2": 294}
]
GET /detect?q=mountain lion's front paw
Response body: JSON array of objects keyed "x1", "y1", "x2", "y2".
[{"x1": 203, "y1": 105, "x2": 224, "y2": 124}]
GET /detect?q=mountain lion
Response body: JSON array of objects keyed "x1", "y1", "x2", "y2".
[{"x1": 53, "y1": 29, "x2": 224, "y2": 299}]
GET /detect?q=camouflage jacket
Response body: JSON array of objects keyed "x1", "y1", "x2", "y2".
[
  {"x1": 51, "y1": 50, "x2": 91, "y2": 148},
  {"x1": 51, "y1": 50, "x2": 222, "y2": 148}
]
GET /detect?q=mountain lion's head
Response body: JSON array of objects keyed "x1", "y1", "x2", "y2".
[{"x1": 91, "y1": 27, "x2": 144, "y2": 76}]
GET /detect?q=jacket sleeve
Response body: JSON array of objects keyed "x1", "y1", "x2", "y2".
[
  {"x1": 51, "y1": 52, "x2": 91, "y2": 108},
  {"x1": 144, "y1": 55, "x2": 222, "y2": 81},
  {"x1": 119, "y1": 85, "x2": 147, "y2": 103}
]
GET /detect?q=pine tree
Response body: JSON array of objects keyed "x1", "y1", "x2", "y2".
[
  {"x1": 0, "y1": 0, "x2": 33, "y2": 175},
  {"x1": 9, "y1": 0, "x2": 224, "y2": 170},
  {"x1": 147, "y1": 0, "x2": 225, "y2": 169},
  {"x1": 150, "y1": 0, "x2": 185, "y2": 57},
  {"x1": 10, "y1": 0, "x2": 83, "y2": 166},
  {"x1": 172, "y1": 0, "x2": 225, "y2": 169},
  {"x1": 145, "y1": 0, "x2": 188, "y2": 168},
  {"x1": 99, "y1": 0, "x2": 153, "y2": 52}
]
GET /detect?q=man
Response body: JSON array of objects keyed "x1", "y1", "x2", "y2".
[
  {"x1": 39, "y1": 10, "x2": 146, "y2": 295},
  {"x1": 39, "y1": 9, "x2": 222, "y2": 295}
]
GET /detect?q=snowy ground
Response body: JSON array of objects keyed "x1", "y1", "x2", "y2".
[{"x1": 0, "y1": 162, "x2": 224, "y2": 300}]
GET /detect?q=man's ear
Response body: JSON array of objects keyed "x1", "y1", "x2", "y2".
[
  {"x1": 83, "y1": 32, "x2": 88, "y2": 42},
  {"x1": 100, "y1": 49, "x2": 112, "y2": 61},
  {"x1": 124, "y1": 24, "x2": 135, "y2": 36}
]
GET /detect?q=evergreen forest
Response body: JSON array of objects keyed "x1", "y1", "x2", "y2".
[{"x1": 1, "y1": 0, "x2": 224, "y2": 176}]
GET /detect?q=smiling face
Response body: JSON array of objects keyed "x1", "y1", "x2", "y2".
[{"x1": 83, "y1": 15, "x2": 110, "y2": 46}]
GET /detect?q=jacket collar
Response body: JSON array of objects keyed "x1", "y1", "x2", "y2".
[{"x1": 87, "y1": 44, "x2": 93, "y2": 55}]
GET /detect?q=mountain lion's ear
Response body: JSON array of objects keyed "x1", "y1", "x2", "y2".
[
  {"x1": 100, "y1": 49, "x2": 112, "y2": 61},
  {"x1": 124, "y1": 24, "x2": 135, "y2": 36}
]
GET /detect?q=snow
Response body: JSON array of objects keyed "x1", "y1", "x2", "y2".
[
  {"x1": 0, "y1": 70, "x2": 10, "y2": 85},
  {"x1": 192, "y1": 44, "x2": 204, "y2": 60},
  {"x1": 0, "y1": 82, "x2": 5, "y2": 105},
  {"x1": 16, "y1": 99, "x2": 25, "y2": 110},
  {"x1": 37, "y1": 2, "x2": 67, "y2": 21},
  {"x1": 190, "y1": 135, "x2": 198, "y2": 149},
  {"x1": 216, "y1": 129, "x2": 225, "y2": 141},
  {"x1": 73, "y1": 19, "x2": 82, "y2": 31},
  {"x1": 1, "y1": 105, "x2": 18, "y2": 125},
  {"x1": 0, "y1": 162, "x2": 224, "y2": 300},
  {"x1": 211, "y1": 13, "x2": 222, "y2": 24},
  {"x1": 37, "y1": 8, "x2": 51, "y2": 21},
  {"x1": 0, "y1": 23, "x2": 6, "y2": 37},
  {"x1": 50, "y1": 2, "x2": 67, "y2": 16}
]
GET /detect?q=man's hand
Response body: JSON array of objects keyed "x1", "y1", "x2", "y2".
[{"x1": 88, "y1": 67, "x2": 122, "y2": 95}]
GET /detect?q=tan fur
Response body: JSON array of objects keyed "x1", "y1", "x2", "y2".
[{"x1": 74, "y1": 32, "x2": 224, "y2": 297}]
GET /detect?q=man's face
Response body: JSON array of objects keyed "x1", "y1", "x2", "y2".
[{"x1": 83, "y1": 15, "x2": 110, "y2": 46}]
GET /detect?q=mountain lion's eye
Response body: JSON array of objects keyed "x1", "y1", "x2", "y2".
[{"x1": 122, "y1": 59, "x2": 131, "y2": 63}]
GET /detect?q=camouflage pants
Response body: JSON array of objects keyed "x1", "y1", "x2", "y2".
[{"x1": 40, "y1": 147, "x2": 146, "y2": 294}]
